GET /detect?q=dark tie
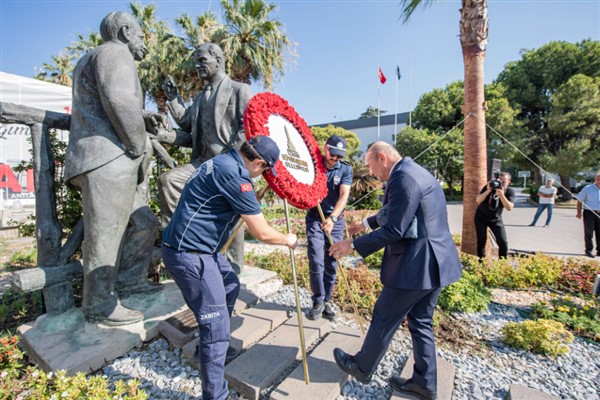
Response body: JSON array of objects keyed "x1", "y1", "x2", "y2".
[{"x1": 203, "y1": 84, "x2": 212, "y2": 102}]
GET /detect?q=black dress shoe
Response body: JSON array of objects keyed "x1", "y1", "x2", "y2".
[
  {"x1": 390, "y1": 376, "x2": 437, "y2": 400},
  {"x1": 333, "y1": 348, "x2": 372, "y2": 384},
  {"x1": 585, "y1": 251, "x2": 595, "y2": 258}
]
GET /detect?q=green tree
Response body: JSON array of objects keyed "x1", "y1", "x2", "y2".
[
  {"x1": 35, "y1": 52, "x2": 74, "y2": 86},
  {"x1": 400, "y1": 0, "x2": 490, "y2": 255},
  {"x1": 219, "y1": 0, "x2": 296, "y2": 89},
  {"x1": 359, "y1": 106, "x2": 387, "y2": 119},
  {"x1": 495, "y1": 39, "x2": 600, "y2": 195}
]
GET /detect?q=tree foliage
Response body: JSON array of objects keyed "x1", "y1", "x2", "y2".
[{"x1": 359, "y1": 106, "x2": 387, "y2": 119}]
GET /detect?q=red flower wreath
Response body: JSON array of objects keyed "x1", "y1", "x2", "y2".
[{"x1": 244, "y1": 92, "x2": 327, "y2": 209}]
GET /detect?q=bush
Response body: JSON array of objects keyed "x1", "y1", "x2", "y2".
[
  {"x1": 438, "y1": 271, "x2": 491, "y2": 313},
  {"x1": 7, "y1": 247, "x2": 37, "y2": 268},
  {"x1": 246, "y1": 250, "x2": 310, "y2": 288},
  {"x1": 334, "y1": 264, "x2": 382, "y2": 317},
  {"x1": 465, "y1": 253, "x2": 563, "y2": 290},
  {"x1": 0, "y1": 289, "x2": 45, "y2": 332},
  {"x1": 502, "y1": 319, "x2": 574, "y2": 357},
  {"x1": 531, "y1": 297, "x2": 599, "y2": 342},
  {"x1": 360, "y1": 249, "x2": 384, "y2": 269},
  {"x1": 0, "y1": 333, "x2": 147, "y2": 399},
  {"x1": 556, "y1": 258, "x2": 599, "y2": 294}
]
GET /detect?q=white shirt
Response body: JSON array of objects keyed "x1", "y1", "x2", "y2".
[{"x1": 538, "y1": 185, "x2": 557, "y2": 204}]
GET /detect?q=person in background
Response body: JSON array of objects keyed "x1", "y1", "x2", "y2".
[
  {"x1": 305, "y1": 135, "x2": 352, "y2": 320},
  {"x1": 474, "y1": 172, "x2": 515, "y2": 259},
  {"x1": 329, "y1": 142, "x2": 461, "y2": 400},
  {"x1": 529, "y1": 178, "x2": 557, "y2": 227},
  {"x1": 161, "y1": 136, "x2": 297, "y2": 400},
  {"x1": 576, "y1": 172, "x2": 600, "y2": 258}
]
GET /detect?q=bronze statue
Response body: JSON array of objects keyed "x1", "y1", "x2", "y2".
[
  {"x1": 64, "y1": 11, "x2": 166, "y2": 326},
  {"x1": 155, "y1": 43, "x2": 251, "y2": 274}
]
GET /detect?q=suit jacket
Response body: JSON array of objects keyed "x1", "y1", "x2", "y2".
[
  {"x1": 354, "y1": 157, "x2": 462, "y2": 290},
  {"x1": 65, "y1": 41, "x2": 147, "y2": 183},
  {"x1": 167, "y1": 75, "x2": 251, "y2": 163}
]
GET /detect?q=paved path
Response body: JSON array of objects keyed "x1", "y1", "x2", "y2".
[{"x1": 446, "y1": 188, "x2": 586, "y2": 258}]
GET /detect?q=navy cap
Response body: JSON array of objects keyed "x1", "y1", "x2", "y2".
[
  {"x1": 326, "y1": 135, "x2": 347, "y2": 157},
  {"x1": 249, "y1": 135, "x2": 280, "y2": 176}
]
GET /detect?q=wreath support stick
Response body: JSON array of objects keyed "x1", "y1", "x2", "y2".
[
  {"x1": 317, "y1": 204, "x2": 366, "y2": 335},
  {"x1": 284, "y1": 199, "x2": 310, "y2": 384},
  {"x1": 221, "y1": 185, "x2": 270, "y2": 255}
]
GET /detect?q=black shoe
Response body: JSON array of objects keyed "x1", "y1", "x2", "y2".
[
  {"x1": 544, "y1": 224, "x2": 549, "y2": 228},
  {"x1": 306, "y1": 302, "x2": 324, "y2": 320},
  {"x1": 390, "y1": 376, "x2": 437, "y2": 400},
  {"x1": 333, "y1": 348, "x2": 372, "y2": 384},
  {"x1": 585, "y1": 251, "x2": 595, "y2": 258},
  {"x1": 226, "y1": 346, "x2": 238, "y2": 364},
  {"x1": 322, "y1": 302, "x2": 336, "y2": 320},
  {"x1": 528, "y1": 223, "x2": 535, "y2": 226}
]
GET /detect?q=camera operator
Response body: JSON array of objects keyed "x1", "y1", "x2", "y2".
[{"x1": 474, "y1": 171, "x2": 515, "y2": 259}]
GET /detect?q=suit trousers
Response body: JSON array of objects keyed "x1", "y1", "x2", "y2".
[
  {"x1": 162, "y1": 247, "x2": 240, "y2": 400},
  {"x1": 158, "y1": 161, "x2": 245, "y2": 274},
  {"x1": 354, "y1": 286, "x2": 442, "y2": 392},
  {"x1": 71, "y1": 154, "x2": 143, "y2": 318}
]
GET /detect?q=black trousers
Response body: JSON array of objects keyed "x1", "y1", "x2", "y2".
[
  {"x1": 583, "y1": 210, "x2": 600, "y2": 253},
  {"x1": 475, "y1": 214, "x2": 508, "y2": 258}
]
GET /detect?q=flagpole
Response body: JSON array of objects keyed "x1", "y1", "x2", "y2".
[
  {"x1": 394, "y1": 60, "x2": 398, "y2": 146},
  {"x1": 409, "y1": 53, "x2": 412, "y2": 127},
  {"x1": 377, "y1": 84, "x2": 381, "y2": 141}
]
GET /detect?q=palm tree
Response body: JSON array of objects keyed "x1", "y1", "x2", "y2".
[
  {"x1": 399, "y1": 0, "x2": 488, "y2": 255},
  {"x1": 219, "y1": 0, "x2": 296, "y2": 89},
  {"x1": 35, "y1": 52, "x2": 74, "y2": 86},
  {"x1": 129, "y1": 2, "x2": 190, "y2": 114}
]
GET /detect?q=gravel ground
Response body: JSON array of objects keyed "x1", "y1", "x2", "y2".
[{"x1": 98, "y1": 284, "x2": 599, "y2": 400}]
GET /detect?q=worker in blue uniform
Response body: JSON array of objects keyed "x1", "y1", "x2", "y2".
[
  {"x1": 161, "y1": 135, "x2": 298, "y2": 400},
  {"x1": 305, "y1": 135, "x2": 353, "y2": 320}
]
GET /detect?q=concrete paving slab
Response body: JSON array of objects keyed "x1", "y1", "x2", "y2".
[
  {"x1": 239, "y1": 265, "x2": 283, "y2": 298},
  {"x1": 508, "y1": 384, "x2": 560, "y2": 400},
  {"x1": 182, "y1": 301, "x2": 289, "y2": 366},
  {"x1": 18, "y1": 280, "x2": 186, "y2": 375},
  {"x1": 225, "y1": 315, "x2": 331, "y2": 400},
  {"x1": 391, "y1": 353, "x2": 455, "y2": 400},
  {"x1": 159, "y1": 288, "x2": 259, "y2": 348},
  {"x1": 270, "y1": 324, "x2": 363, "y2": 400}
]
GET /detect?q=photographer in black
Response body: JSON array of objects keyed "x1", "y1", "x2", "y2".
[{"x1": 475, "y1": 171, "x2": 515, "y2": 259}]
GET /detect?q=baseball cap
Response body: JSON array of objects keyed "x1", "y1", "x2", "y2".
[
  {"x1": 248, "y1": 135, "x2": 280, "y2": 176},
  {"x1": 326, "y1": 135, "x2": 347, "y2": 157}
]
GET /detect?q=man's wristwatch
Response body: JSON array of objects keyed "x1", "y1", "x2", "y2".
[{"x1": 330, "y1": 215, "x2": 338, "y2": 223}]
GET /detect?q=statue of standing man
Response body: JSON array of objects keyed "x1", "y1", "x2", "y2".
[
  {"x1": 64, "y1": 11, "x2": 165, "y2": 326},
  {"x1": 155, "y1": 43, "x2": 251, "y2": 274}
]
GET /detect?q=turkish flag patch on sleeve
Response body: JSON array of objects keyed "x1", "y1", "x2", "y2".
[{"x1": 240, "y1": 183, "x2": 253, "y2": 193}]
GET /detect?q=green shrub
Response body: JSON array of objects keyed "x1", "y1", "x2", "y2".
[
  {"x1": 465, "y1": 253, "x2": 563, "y2": 289},
  {"x1": 438, "y1": 271, "x2": 491, "y2": 312},
  {"x1": 0, "y1": 333, "x2": 147, "y2": 399},
  {"x1": 531, "y1": 297, "x2": 599, "y2": 342},
  {"x1": 246, "y1": 249, "x2": 310, "y2": 288},
  {"x1": 502, "y1": 319, "x2": 574, "y2": 357},
  {"x1": 334, "y1": 264, "x2": 382, "y2": 317},
  {"x1": 360, "y1": 249, "x2": 384, "y2": 269},
  {"x1": 0, "y1": 289, "x2": 45, "y2": 332}
]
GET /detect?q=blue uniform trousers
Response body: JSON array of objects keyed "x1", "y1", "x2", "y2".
[
  {"x1": 353, "y1": 286, "x2": 442, "y2": 392},
  {"x1": 162, "y1": 246, "x2": 240, "y2": 400},
  {"x1": 306, "y1": 214, "x2": 345, "y2": 304}
]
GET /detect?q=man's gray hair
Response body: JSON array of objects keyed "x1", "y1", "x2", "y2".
[
  {"x1": 195, "y1": 43, "x2": 225, "y2": 69},
  {"x1": 100, "y1": 11, "x2": 138, "y2": 41}
]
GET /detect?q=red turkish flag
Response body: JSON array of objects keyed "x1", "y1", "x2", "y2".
[
  {"x1": 240, "y1": 183, "x2": 253, "y2": 192},
  {"x1": 378, "y1": 67, "x2": 387, "y2": 84}
]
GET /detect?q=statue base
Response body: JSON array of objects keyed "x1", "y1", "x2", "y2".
[{"x1": 17, "y1": 280, "x2": 186, "y2": 375}]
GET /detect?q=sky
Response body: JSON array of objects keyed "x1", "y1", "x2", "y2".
[{"x1": 1, "y1": 0, "x2": 599, "y2": 126}]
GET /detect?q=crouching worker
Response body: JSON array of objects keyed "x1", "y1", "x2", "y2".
[{"x1": 161, "y1": 135, "x2": 298, "y2": 400}]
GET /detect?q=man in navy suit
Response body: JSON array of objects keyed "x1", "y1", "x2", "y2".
[{"x1": 329, "y1": 142, "x2": 462, "y2": 400}]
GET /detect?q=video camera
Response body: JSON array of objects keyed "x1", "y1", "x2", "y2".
[{"x1": 489, "y1": 170, "x2": 502, "y2": 191}]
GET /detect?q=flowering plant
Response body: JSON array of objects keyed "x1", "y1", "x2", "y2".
[{"x1": 244, "y1": 92, "x2": 327, "y2": 209}]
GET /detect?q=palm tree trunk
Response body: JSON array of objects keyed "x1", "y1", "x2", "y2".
[{"x1": 460, "y1": 0, "x2": 489, "y2": 255}]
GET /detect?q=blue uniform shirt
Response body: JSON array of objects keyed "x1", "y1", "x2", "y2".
[
  {"x1": 308, "y1": 160, "x2": 353, "y2": 217},
  {"x1": 163, "y1": 149, "x2": 261, "y2": 253}
]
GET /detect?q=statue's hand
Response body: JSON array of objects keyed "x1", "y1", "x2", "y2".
[
  {"x1": 162, "y1": 75, "x2": 178, "y2": 101},
  {"x1": 143, "y1": 111, "x2": 172, "y2": 134}
]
